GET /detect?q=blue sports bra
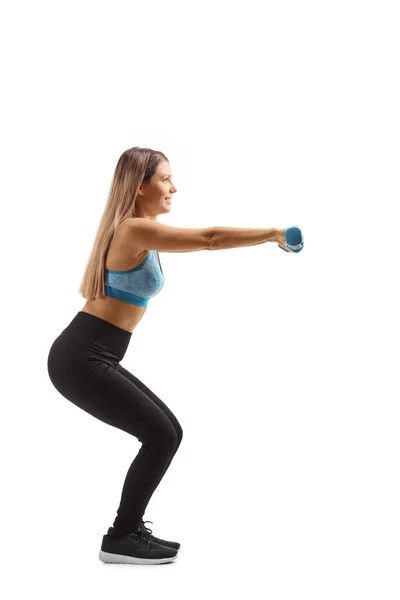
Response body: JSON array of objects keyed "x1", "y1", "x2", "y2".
[{"x1": 104, "y1": 249, "x2": 164, "y2": 307}]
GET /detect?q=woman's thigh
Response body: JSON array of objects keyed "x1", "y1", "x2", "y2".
[
  {"x1": 55, "y1": 363, "x2": 178, "y2": 445},
  {"x1": 116, "y1": 363, "x2": 183, "y2": 439}
]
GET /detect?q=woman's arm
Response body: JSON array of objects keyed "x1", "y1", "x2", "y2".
[{"x1": 210, "y1": 226, "x2": 278, "y2": 250}]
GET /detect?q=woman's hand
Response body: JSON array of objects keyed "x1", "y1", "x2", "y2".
[
  {"x1": 275, "y1": 226, "x2": 304, "y2": 250},
  {"x1": 275, "y1": 228, "x2": 287, "y2": 247}
]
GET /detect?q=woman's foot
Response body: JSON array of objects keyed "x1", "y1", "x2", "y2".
[{"x1": 99, "y1": 529, "x2": 178, "y2": 565}]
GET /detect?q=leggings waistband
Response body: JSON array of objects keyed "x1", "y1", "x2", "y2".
[{"x1": 61, "y1": 311, "x2": 132, "y2": 360}]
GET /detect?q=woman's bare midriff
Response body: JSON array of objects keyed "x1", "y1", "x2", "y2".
[
  {"x1": 81, "y1": 297, "x2": 147, "y2": 334},
  {"x1": 81, "y1": 221, "x2": 151, "y2": 334}
]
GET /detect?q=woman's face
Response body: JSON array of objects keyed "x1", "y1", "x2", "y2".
[{"x1": 136, "y1": 161, "x2": 178, "y2": 219}]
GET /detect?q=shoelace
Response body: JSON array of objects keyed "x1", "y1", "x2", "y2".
[
  {"x1": 129, "y1": 520, "x2": 154, "y2": 546},
  {"x1": 140, "y1": 520, "x2": 154, "y2": 535}
]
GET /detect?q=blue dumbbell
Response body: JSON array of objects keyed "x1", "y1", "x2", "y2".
[{"x1": 278, "y1": 226, "x2": 304, "y2": 253}]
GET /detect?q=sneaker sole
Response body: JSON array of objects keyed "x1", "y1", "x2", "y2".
[{"x1": 98, "y1": 549, "x2": 178, "y2": 565}]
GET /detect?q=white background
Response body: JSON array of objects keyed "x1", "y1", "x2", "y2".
[{"x1": 1, "y1": 0, "x2": 399, "y2": 598}]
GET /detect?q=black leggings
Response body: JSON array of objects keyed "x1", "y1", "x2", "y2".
[{"x1": 47, "y1": 311, "x2": 183, "y2": 537}]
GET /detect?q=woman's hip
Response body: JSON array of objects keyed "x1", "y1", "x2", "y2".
[{"x1": 47, "y1": 311, "x2": 132, "y2": 390}]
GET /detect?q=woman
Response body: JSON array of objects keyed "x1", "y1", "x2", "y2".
[{"x1": 47, "y1": 146, "x2": 289, "y2": 566}]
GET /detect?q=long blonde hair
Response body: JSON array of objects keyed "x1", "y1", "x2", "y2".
[{"x1": 78, "y1": 146, "x2": 169, "y2": 300}]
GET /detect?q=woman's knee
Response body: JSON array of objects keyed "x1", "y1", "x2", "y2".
[
  {"x1": 124, "y1": 409, "x2": 182, "y2": 451},
  {"x1": 153, "y1": 411, "x2": 183, "y2": 449},
  {"x1": 146, "y1": 420, "x2": 179, "y2": 452},
  {"x1": 175, "y1": 422, "x2": 183, "y2": 446},
  {"x1": 168, "y1": 412, "x2": 183, "y2": 445}
]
